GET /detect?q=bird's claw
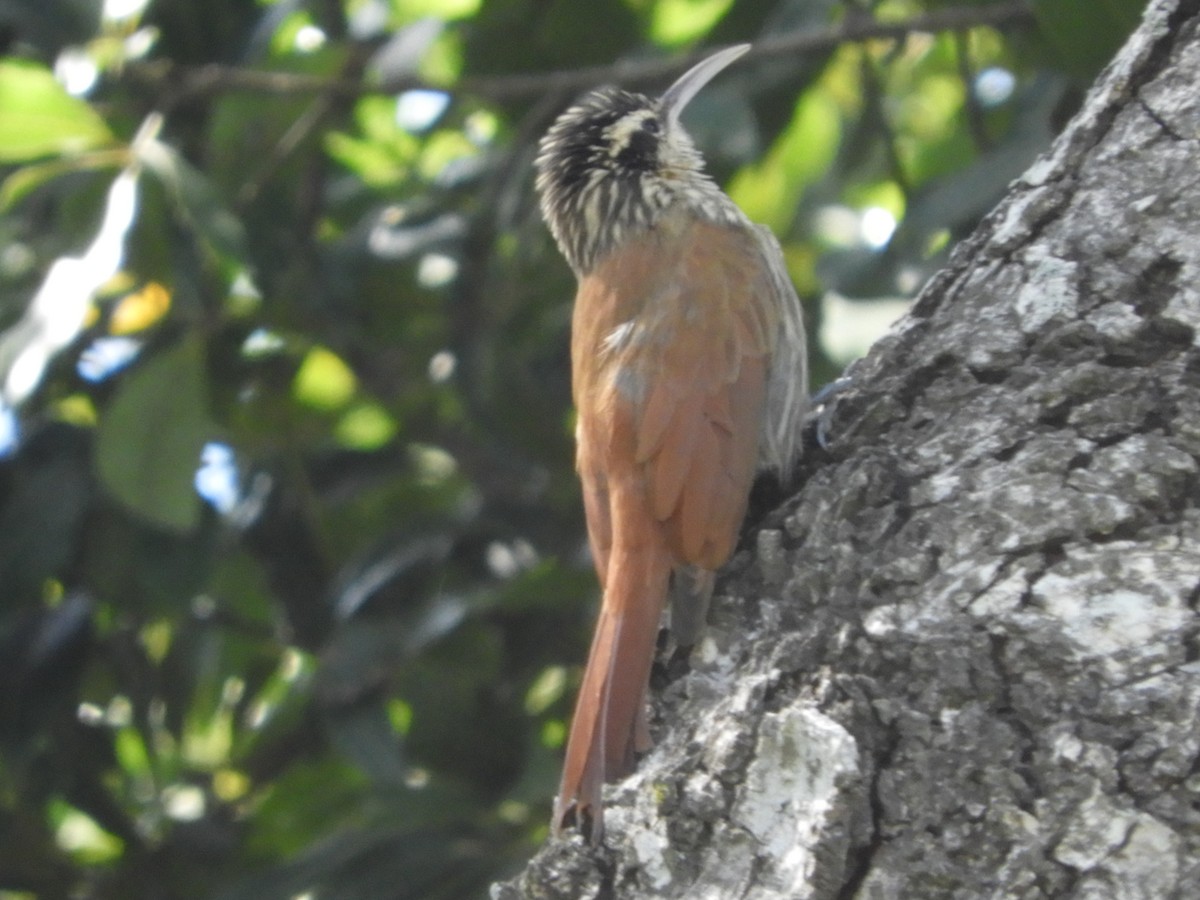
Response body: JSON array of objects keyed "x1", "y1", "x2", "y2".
[{"x1": 812, "y1": 375, "x2": 853, "y2": 450}]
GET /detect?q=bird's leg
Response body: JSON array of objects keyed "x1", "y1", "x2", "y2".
[{"x1": 667, "y1": 564, "x2": 715, "y2": 649}]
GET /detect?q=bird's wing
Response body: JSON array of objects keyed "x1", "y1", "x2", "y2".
[{"x1": 626, "y1": 217, "x2": 780, "y2": 569}]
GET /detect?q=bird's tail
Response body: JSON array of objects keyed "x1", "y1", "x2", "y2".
[{"x1": 553, "y1": 514, "x2": 672, "y2": 841}]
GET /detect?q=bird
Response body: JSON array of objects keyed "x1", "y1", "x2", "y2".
[{"x1": 534, "y1": 43, "x2": 809, "y2": 840}]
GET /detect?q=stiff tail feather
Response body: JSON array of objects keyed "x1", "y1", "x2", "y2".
[{"x1": 553, "y1": 523, "x2": 672, "y2": 841}]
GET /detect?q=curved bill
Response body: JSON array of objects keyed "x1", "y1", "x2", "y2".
[{"x1": 659, "y1": 43, "x2": 750, "y2": 126}]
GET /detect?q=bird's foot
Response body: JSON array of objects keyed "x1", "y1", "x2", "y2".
[{"x1": 811, "y1": 375, "x2": 854, "y2": 449}]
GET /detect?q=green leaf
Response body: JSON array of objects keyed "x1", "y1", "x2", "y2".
[
  {"x1": 728, "y1": 87, "x2": 841, "y2": 233},
  {"x1": 650, "y1": 0, "x2": 735, "y2": 47},
  {"x1": 0, "y1": 148, "x2": 127, "y2": 211},
  {"x1": 335, "y1": 401, "x2": 398, "y2": 450},
  {"x1": 137, "y1": 139, "x2": 248, "y2": 267},
  {"x1": 1032, "y1": 0, "x2": 1145, "y2": 76},
  {"x1": 325, "y1": 701, "x2": 409, "y2": 786},
  {"x1": 0, "y1": 60, "x2": 115, "y2": 163},
  {"x1": 95, "y1": 338, "x2": 212, "y2": 532},
  {"x1": 293, "y1": 346, "x2": 358, "y2": 411}
]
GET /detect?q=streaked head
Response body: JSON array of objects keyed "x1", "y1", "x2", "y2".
[{"x1": 535, "y1": 44, "x2": 750, "y2": 274}]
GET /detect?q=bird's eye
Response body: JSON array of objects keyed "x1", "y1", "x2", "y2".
[{"x1": 642, "y1": 118, "x2": 660, "y2": 134}]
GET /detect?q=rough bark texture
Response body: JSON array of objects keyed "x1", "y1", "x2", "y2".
[{"x1": 495, "y1": 2, "x2": 1200, "y2": 897}]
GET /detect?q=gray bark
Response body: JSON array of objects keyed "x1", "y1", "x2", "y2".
[{"x1": 495, "y1": 1, "x2": 1200, "y2": 896}]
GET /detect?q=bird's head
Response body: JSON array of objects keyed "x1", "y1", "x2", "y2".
[{"x1": 535, "y1": 44, "x2": 749, "y2": 274}]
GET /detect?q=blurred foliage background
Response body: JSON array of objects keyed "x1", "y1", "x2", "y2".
[{"x1": 0, "y1": 0, "x2": 1145, "y2": 897}]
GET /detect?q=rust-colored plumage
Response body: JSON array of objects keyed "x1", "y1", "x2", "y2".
[{"x1": 535, "y1": 44, "x2": 808, "y2": 839}]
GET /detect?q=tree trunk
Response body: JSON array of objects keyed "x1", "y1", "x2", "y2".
[{"x1": 495, "y1": 1, "x2": 1200, "y2": 896}]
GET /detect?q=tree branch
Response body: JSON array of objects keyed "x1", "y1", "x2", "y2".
[{"x1": 123, "y1": 2, "x2": 1035, "y2": 106}]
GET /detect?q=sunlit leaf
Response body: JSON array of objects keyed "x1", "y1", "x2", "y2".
[
  {"x1": 326, "y1": 131, "x2": 411, "y2": 186},
  {"x1": 395, "y1": 0, "x2": 481, "y2": 19},
  {"x1": 54, "y1": 394, "x2": 99, "y2": 427},
  {"x1": 524, "y1": 665, "x2": 567, "y2": 715},
  {"x1": 109, "y1": 281, "x2": 171, "y2": 334},
  {"x1": 140, "y1": 618, "x2": 172, "y2": 663},
  {"x1": 651, "y1": 0, "x2": 735, "y2": 47},
  {"x1": 728, "y1": 88, "x2": 840, "y2": 232},
  {"x1": 844, "y1": 181, "x2": 906, "y2": 220},
  {"x1": 0, "y1": 60, "x2": 116, "y2": 162},
  {"x1": 268, "y1": 9, "x2": 326, "y2": 57},
  {"x1": 293, "y1": 346, "x2": 358, "y2": 411},
  {"x1": 213, "y1": 768, "x2": 251, "y2": 802},
  {"x1": 387, "y1": 698, "x2": 415, "y2": 736},
  {"x1": 114, "y1": 725, "x2": 152, "y2": 778},
  {"x1": 325, "y1": 95, "x2": 420, "y2": 186},
  {"x1": 335, "y1": 400, "x2": 399, "y2": 449},
  {"x1": 50, "y1": 801, "x2": 124, "y2": 865},
  {"x1": 417, "y1": 130, "x2": 478, "y2": 180}
]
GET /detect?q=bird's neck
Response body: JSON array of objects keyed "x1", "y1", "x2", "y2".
[
  {"x1": 569, "y1": 175, "x2": 744, "y2": 276},
  {"x1": 660, "y1": 175, "x2": 746, "y2": 229}
]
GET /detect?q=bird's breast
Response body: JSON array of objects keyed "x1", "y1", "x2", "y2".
[{"x1": 570, "y1": 214, "x2": 776, "y2": 420}]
